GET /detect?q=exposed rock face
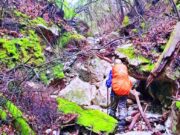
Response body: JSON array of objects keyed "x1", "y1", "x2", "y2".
[{"x1": 58, "y1": 77, "x2": 97, "y2": 105}]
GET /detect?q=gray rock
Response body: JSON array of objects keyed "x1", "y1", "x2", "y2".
[
  {"x1": 59, "y1": 77, "x2": 97, "y2": 105},
  {"x1": 116, "y1": 131, "x2": 152, "y2": 135}
]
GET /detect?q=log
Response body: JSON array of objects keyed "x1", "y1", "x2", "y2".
[{"x1": 147, "y1": 22, "x2": 180, "y2": 87}]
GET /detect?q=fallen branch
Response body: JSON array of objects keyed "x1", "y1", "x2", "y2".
[
  {"x1": 131, "y1": 89, "x2": 152, "y2": 130},
  {"x1": 96, "y1": 53, "x2": 113, "y2": 63},
  {"x1": 128, "y1": 105, "x2": 148, "y2": 130}
]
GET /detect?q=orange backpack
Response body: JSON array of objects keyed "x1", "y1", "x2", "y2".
[{"x1": 112, "y1": 64, "x2": 132, "y2": 96}]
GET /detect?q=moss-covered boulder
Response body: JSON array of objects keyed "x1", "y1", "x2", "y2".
[
  {"x1": 57, "y1": 97, "x2": 117, "y2": 134},
  {"x1": 58, "y1": 77, "x2": 97, "y2": 105},
  {"x1": 115, "y1": 43, "x2": 155, "y2": 77}
]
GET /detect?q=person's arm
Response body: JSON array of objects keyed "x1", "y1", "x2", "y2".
[{"x1": 106, "y1": 70, "x2": 112, "y2": 88}]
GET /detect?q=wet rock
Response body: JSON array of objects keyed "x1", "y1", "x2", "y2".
[
  {"x1": 116, "y1": 131, "x2": 152, "y2": 135},
  {"x1": 91, "y1": 77, "x2": 111, "y2": 107},
  {"x1": 59, "y1": 77, "x2": 97, "y2": 105},
  {"x1": 36, "y1": 24, "x2": 59, "y2": 44},
  {"x1": 76, "y1": 57, "x2": 111, "y2": 83},
  {"x1": 154, "y1": 124, "x2": 165, "y2": 132}
]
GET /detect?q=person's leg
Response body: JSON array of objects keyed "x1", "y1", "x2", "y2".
[
  {"x1": 108, "y1": 90, "x2": 120, "y2": 118},
  {"x1": 117, "y1": 96, "x2": 128, "y2": 132}
]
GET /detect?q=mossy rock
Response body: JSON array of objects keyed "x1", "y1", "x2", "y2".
[
  {"x1": 116, "y1": 44, "x2": 154, "y2": 73},
  {"x1": 58, "y1": 32, "x2": 85, "y2": 47},
  {"x1": 40, "y1": 64, "x2": 64, "y2": 85},
  {"x1": 57, "y1": 98, "x2": 117, "y2": 133},
  {"x1": 14, "y1": 10, "x2": 48, "y2": 27},
  {"x1": 0, "y1": 30, "x2": 45, "y2": 68}
]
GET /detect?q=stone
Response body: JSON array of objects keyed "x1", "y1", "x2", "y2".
[
  {"x1": 127, "y1": 99, "x2": 134, "y2": 105},
  {"x1": 58, "y1": 77, "x2": 97, "y2": 106},
  {"x1": 36, "y1": 24, "x2": 59, "y2": 43},
  {"x1": 92, "y1": 77, "x2": 111, "y2": 107},
  {"x1": 76, "y1": 57, "x2": 111, "y2": 84},
  {"x1": 115, "y1": 131, "x2": 152, "y2": 135}
]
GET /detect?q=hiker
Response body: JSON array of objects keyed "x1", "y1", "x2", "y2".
[{"x1": 106, "y1": 59, "x2": 132, "y2": 132}]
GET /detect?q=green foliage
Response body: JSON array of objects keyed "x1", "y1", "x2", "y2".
[
  {"x1": 58, "y1": 32, "x2": 84, "y2": 47},
  {"x1": 176, "y1": 101, "x2": 180, "y2": 110},
  {"x1": 40, "y1": 64, "x2": 64, "y2": 85},
  {"x1": 0, "y1": 30, "x2": 45, "y2": 68},
  {"x1": 57, "y1": 98, "x2": 117, "y2": 133},
  {"x1": 122, "y1": 16, "x2": 130, "y2": 27},
  {"x1": 55, "y1": 0, "x2": 76, "y2": 19}
]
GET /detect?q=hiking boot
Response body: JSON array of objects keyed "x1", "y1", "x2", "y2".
[
  {"x1": 116, "y1": 119, "x2": 126, "y2": 133},
  {"x1": 116, "y1": 125, "x2": 125, "y2": 133}
]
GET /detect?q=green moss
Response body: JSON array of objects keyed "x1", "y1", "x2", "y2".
[
  {"x1": 132, "y1": 29, "x2": 138, "y2": 33},
  {"x1": 40, "y1": 64, "x2": 64, "y2": 85},
  {"x1": 40, "y1": 72, "x2": 49, "y2": 85},
  {"x1": 57, "y1": 98, "x2": 117, "y2": 133},
  {"x1": 140, "y1": 64, "x2": 155, "y2": 72},
  {"x1": 140, "y1": 22, "x2": 146, "y2": 29},
  {"x1": 14, "y1": 10, "x2": 48, "y2": 27},
  {"x1": 52, "y1": 65, "x2": 65, "y2": 79},
  {"x1": 0, "y1": 30, "x2": 45, "y2": 68},
  {"x1": 118, "y1": 46, "x2": 155, "y2": 72},
  {"x1": 31, "y1": 17, "x2": 48, "y2": 26},
  {"x1": 1, "y1": 98, "x2": 35, "y2": 135},
  {"x1": 58, "y1": 32, "x2": 85, "y2": 47},
  {"x1": 176, "y1": 101, "x2": 180, "y2": 110},
  {"x1": 14, "y1": 10, "x2": 30, "y2": 19},
  {"x1": 118, "y1": 46, "x2": 135, "y2": 59},
  {"x1": 6, "y1": 101, "x2": 23, "y2": 118},
  {"x1": 0, "y1": 108, "x2": 7, "y2": 121},
  {"x1": 14, "y1": 118, "x2": 35, "y2": 135},
  {"x1": 122, "y1": 16, "x2": 129, "y2": 27}
]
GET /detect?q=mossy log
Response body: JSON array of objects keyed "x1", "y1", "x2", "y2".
[{"x1": 147, "y1": 22, "x2": 180, "y2": 87}]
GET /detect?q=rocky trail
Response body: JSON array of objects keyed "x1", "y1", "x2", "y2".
[{"x1": 0, "y1": 0, "x2": 179, "y2": 134}]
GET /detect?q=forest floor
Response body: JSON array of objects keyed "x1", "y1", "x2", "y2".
[{"x1": 0, "y1": 0, "x2": 179, "y2": 135}]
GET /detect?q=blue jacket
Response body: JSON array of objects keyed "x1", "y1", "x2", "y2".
[
  {"x1": 106, "y1": 70, "x2": 112, "y2": 88},
  {"x1": 106, "y1": 70, "x2": 115, "y2": 96}
]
